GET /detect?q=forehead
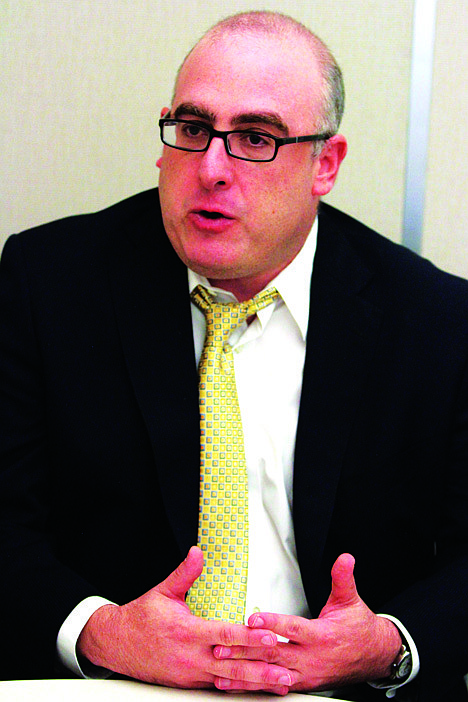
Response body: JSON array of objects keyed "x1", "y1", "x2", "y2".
[{"x1": 173, "y1": 33, "x2": 323, "y2": 131}]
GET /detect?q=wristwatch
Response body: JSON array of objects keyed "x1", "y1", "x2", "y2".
[
  {"x1": 390, "y1": 644, "x2": 412, "y2": 682},
  {"x1": 372, "y1": 643, "x2": 412, "y2": 689}
]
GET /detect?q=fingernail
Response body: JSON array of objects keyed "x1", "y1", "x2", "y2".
[
  {"x1": 216, "y1": 678, "x2": 230, "y2": 689},
  {"x1": 261, "y1": 634, "x2": 276, "y2": 646},
  {"x1": 214, "y1": 645, "x2": 231, "y2": 658},
  {"x1": 278, "y1": 674, "x2": 292, "y2": 686},
  {"x1": 250, "y1": 614, "x2": 265, "y2": 627}
]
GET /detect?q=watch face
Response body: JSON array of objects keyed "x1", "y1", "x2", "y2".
[{"x1": 397, "y1": 653, "x2": 412, "y2": 680}]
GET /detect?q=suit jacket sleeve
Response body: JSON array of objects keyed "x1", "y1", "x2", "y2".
[
  {"x1": 294, "y1": 204, "x2": 468, "y2": 701},
  {"x1": 0, "y1": 233, "x2": 102, "y2": 678}
]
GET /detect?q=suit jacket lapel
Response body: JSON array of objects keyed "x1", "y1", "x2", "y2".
[
  {"x1": 293, "y1": 207, "x2": 384, "y2": 612},
  {"x1": 107, "y1": 203, "x2": 200, "y2": 559}
]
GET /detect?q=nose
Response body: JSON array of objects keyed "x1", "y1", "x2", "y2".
[{"x1": 198, "y1": 136, "x2": 234, "y2": 190}]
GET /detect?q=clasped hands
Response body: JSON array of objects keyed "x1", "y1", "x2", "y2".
[{"x1": 78, "y1": 546, "x2": 401, "y2": 695}]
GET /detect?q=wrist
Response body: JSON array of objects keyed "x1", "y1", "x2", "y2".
[
  {"x1": 77, "y1": 603, "x2": 119, "y2": 670},
  {"x1": 375, "y1": 617, "x2": 403, "y2": 679},
  {"x1": 372, "y1": 618, "x2": 413, "y2": 689}
]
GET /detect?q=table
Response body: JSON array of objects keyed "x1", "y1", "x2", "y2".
[{"x1": 0, "y1": 679, "x2": 349, "y2": 701}]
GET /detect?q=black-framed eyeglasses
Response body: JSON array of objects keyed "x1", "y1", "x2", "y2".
[{"x1": 159, "y1": 118, "x2": 334, "y2": 163}]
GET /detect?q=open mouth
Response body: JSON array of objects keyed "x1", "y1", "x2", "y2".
[
  {"x1": 190, "y1": 209, "x2": 235, "y2": 228},
  {"x1": 198, "y1": 210, "x2": 228, "y2": 219}
]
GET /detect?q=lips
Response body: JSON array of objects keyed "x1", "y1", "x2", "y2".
[
  {"x1": 194, "y1": 209, "x2": 234, "y2": 220},
  {"x1": 188, "y1": 208, "x2": 236, "y2": 232}
]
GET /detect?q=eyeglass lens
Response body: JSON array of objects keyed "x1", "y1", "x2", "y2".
[{"x1": 162, "y1": 121, "x2": 276, "y2": 161}]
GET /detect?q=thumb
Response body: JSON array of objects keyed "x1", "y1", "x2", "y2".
[
  {"x1": 156, "y1": 546, "x2": 204, "y2": 601},
  {"x1": 326, "y1": 553, "x2": 360, "y2": 610}
]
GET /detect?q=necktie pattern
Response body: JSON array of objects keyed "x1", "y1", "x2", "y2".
[{"x1": 186, "y1": 284, "x2": 279, "y2": 622}]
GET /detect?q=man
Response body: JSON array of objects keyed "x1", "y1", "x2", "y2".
[{"x1": 1, "y1": 10, "x2": 468, "y2": 701}]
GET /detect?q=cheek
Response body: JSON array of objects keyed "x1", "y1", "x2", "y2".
[
  {"x1": 159, "y1": 151, "x2": 195, "y2": 193},
  {"x1": 159, "y1": 169, "x2": 188, "y2": 226},
  {"x1": 251, "y1": 172, "x2": 316, "y2": 242},
  {"x1": 253, "y1": 178, "x2": 303, "y2": 221},
  {"x1": 258, "y1": 159, "x2": 314, "y2": 202}
]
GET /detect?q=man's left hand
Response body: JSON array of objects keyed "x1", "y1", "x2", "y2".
[{"x1": 212, "y1": 553, "x2": 402, "y2": 693}]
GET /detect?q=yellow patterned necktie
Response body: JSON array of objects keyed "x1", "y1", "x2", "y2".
[{"x1": 186, "y1": 284, "x2": 280, "y2": 623}]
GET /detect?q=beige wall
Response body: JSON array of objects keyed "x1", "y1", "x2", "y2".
[
  {"x1": 422, "y1": 0, "x2": 468, "y2": 279},
  {"x1": 2, "y1": 0, "x2": 467, "y2": 281}
]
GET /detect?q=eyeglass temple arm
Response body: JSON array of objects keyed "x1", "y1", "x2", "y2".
[{"x1": 282, "y1": 133, "x2": 334, "y2": 145}]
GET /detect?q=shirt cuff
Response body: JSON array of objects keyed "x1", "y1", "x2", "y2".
[
  {"x1": 368, "y1": 613, "x2": 420, "y2": 698},
  {"x1": 56, "y1": 596, "x2": 117, "y2": 678}
]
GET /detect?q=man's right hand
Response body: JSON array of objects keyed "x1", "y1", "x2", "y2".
[{"x1": 77, "y1": 546, "x2": 293, "y2": 694}]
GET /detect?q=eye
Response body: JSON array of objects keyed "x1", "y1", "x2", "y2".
[
  {"x1": 239, "y1": 131, "x2": 273, "y2": 148},
  {"x1": 180, "y1": 122, "x2": 208, "y2": 139}
]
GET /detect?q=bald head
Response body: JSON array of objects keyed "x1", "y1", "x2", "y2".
[{"x1": 174, "y1": 11, "x2": 344, "y2": 135}]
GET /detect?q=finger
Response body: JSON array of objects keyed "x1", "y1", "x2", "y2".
[
  {"x1": 156, "y1": 546, "x2": 204, "y2": 600},
  {"x1": 206, "y1": 620, "x2": 278, "y2": 648},
  {"x1": 214, "y1": 644, "x2": 274, "y2": 661},
  {"x1": 248, "y1": 611, "x2": 310, "y2": 643},
  {"x1": 328, "y1": 553, "x2": 359, "y2": 607},
  {"x1": 213, "y1": 641, "x2": 295, "y2": 667},
  {"x1": 212, "y1": 659, "x2": 295, "y2": 690}
]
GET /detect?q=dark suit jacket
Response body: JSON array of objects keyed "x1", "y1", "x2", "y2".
[{"x1": 1, "y1": 188, "x2": 468, "y2": 700}]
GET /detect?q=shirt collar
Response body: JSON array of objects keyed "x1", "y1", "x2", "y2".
[{"x1": 188, "y1": 217, "x2": 317, "y2": 341}]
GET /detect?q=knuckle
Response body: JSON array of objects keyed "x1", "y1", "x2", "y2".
[
  {"x1": 260, "y1": 647, "x2": 277, "y2": 663},
  {"x1": 223, "y1": 661, "x2": 243, "y2": 681},
  {"x1": 285, "y1": 618, "x2": 303, "y2": 640},
  {"x1": 220, "y1": 624, "x2": 234, "y2": 647},
  {"x1": 219, "y1": 623, "x2": 240, "y2": 647},
  {"x1": 232, "y1": 661, "x2": 246, "y2": 679},
  {"x1": 260, "y1": 661, "x2": 276, "y2": 683}
]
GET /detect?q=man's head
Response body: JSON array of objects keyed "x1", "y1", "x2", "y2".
[{"x1": 157, "y1": 11, "x2": 347, "y2": 299}]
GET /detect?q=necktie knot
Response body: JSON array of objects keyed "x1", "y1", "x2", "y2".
[{"x1": 191, "y1": 285, "x2": 280, "y2": 351}]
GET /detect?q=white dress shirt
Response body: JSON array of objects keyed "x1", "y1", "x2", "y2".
[
  {"x1": 57, "y1": 218, "x2": 418, "y2": 696},
  {"x1": 189, "y1": 220, "x2": 317, "y2": 622}
]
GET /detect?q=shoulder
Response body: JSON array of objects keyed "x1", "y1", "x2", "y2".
[
  {"x1": 318, "y1": 203, "x2": 468, "y2": 329},
  {"x1": 5, "y1": 188, "x2": 160, "y2": 253},
  {"x1": 1, "y1": 188, "x2": 166, "y2": 274},
  {"x1": 318, "y1": 201, "x2": 468, "y2": 309}
]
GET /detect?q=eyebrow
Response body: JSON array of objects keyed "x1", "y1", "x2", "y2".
[
  {"x1": 172, "y1": 102, "x2": 290, "y2": 136},
  {"x1": 173, "y1": 103, "x2": 216, "y2": 122},
  {"x1": 231, "y1": 113, "x2": 290, "y2": 136}
]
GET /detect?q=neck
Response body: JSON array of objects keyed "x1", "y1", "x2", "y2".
[
  {"x1": 206, "y1": 229, "x2": 315, "y2": 301},
  {"x1": 207, "y1": 279, "x2": 267, "y2": 302},
  {"x1": 208, "y1": 262, "x2": 291, "y2": 302}
]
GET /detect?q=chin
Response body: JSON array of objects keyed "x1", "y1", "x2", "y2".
[
  {"x1": 189, "y1": 262, "x2": 238, "y2": 280},
  {"x1": 184, "y1": 249, "x2": 244, "y2": 280}
]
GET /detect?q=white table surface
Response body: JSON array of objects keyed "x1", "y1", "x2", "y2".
[{"x1": 0, "y1": 679, "x2": 349, "y2": 702}]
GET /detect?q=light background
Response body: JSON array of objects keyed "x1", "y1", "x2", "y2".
[{"x1": 1, "y1": 1, "x2": 467, "y2": 278}]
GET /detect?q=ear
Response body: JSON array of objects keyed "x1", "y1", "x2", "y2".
[
  {"x1": 311, "y1": 134, "x2": 347, "y2": 197},
  {"x1": 156, "y1": 107, "x2": 171, "y2": 169}
]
